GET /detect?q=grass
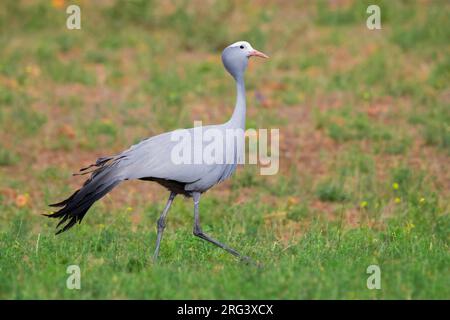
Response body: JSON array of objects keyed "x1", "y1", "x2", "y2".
[
  {"x1": 0, "y1": 145, "x2": 20, "y2": 166},
  {"x1": 1, "y1": 186, "x2": 448, "y2": 299},
  {"x1": 0, "y1": 0, "x2": 449, "y2": 299},
  {"x1": 316, "y1": 180, "x2": 350, "y2": 202}
]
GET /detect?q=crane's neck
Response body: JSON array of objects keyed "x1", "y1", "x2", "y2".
[{"x1": 229, "y1": 75, "x2": 246, "y2": 129}]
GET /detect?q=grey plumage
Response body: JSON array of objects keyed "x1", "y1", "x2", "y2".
[{"x1": 47, "y1": 41, "x2": 268, "y2": 261}]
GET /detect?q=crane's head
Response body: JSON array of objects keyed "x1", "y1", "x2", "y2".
[{"x1": 221, "y1": 41, "x2": 268, "y2": 80}]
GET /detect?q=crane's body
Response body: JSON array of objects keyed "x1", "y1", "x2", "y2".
[
  {"x1": 47, "y1": 41, "x2": 268, "y2": 261},
  {"x1": 122, "y1": 123, "x2": 243, "y2": 192}
]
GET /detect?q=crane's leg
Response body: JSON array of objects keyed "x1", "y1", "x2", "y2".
[
  {"x1": 153, "y1": 192, "x2": 176, "y2": 261},
  {"x1": 192, "y1": 192, "x2": 250, "y2": 262}
]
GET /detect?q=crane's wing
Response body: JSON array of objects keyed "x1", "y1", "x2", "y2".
[{"x1": 116, "y1": 124, "x2": 236, "y2": 184}]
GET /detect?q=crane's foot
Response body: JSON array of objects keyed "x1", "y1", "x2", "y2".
[
  {"x1": 193, "y1": 227, "x2": 260, "y2": 267},
  {"x1": 239, "y1": 255, "x2": 263, "y2": 268}
]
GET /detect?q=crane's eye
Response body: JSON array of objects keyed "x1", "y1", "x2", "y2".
[{"x1": 240, "y1": 45, "x2": 244, "y2": 49}]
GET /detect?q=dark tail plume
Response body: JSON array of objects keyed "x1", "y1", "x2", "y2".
[{"x1": 46, "y1": 157, "x2": 124, "y2": 235}]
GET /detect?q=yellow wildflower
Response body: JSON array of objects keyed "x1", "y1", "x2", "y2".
[{"x1": 405, "y1": 221, "x2": 415, "y2": 233}]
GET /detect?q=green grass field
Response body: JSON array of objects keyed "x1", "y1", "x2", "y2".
[{"x1": 0, "y1": 0, "x2": 449, "y2": 299}]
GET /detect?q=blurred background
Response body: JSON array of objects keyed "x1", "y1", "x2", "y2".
[{"x1": 0, "y1": 0, "x2": 448, "y2": 299}]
